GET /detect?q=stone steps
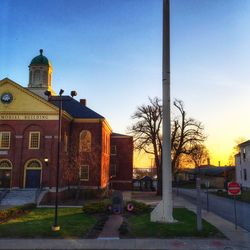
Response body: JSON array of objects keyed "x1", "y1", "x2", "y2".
[{"x1": 0, "y1": 189, "x2": 38, "y2": 206}]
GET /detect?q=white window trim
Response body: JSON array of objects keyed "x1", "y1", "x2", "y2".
[
  {"x1": 0, "y1": 159, "x2": 12, "y2": 169},
  {"x1": 110, "y1": 164, "x2": 117, "y2": 177},
  {"x1": 80, "y1": 165, "x2": 89, "y2": 181},
  {"x1": 29, "y1": 131, "x2": 40, "y2": 149},
  {"x1": 110, "y1": 145, "x2": 117, "y2": 156},
  {"x1": 0, "y1": 131, "x2": 11, "y2": 149}
]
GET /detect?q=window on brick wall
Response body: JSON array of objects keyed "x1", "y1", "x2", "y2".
[
  {"x1": 29, "y1": 132, "x2": 40, "y2": 149},
  {"x1": 80, "y1": 165, "x2": 89, "y2": 181},
  {"x1": 0, "y1": 132, "x2": 11, "y2": 149},
  {"x1": 79, "y1": 130, "x2": 91, "y2": 152},
  {"x1": 111, "y1": 145, "x2": 117, "y2": 155},
  {"x1": 110, "y1": 164, "x2": 117, "y2": 177},
  {"x1": 64, "y1": 133, "x2": 68, "y2": 153}
]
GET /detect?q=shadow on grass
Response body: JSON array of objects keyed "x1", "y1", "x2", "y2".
[
  {"x1": 121, "y1": 208, "x2": 225, "y2": 238},
  {"x1": 0, "y1": 208, "x2": 96, "y2": 238}
]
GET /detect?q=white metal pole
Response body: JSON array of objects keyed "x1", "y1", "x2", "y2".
[{"x1": 151, "y1": 0, "x2": 174, "y2": 223}]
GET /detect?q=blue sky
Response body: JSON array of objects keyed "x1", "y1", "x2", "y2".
[{"x1": 1, "y1": 0, "x2": 250, "y2": 166}]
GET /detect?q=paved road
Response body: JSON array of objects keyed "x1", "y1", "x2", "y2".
[
  {"x1": 177, "y1": 188, "x2": 250, "y2": 232},
  {"x1": 0, "y1": 238, "x2": 248, "y2": 250}
]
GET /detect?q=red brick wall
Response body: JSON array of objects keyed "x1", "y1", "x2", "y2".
[
  {"x1": 100, "y1": 124, "x2": 111, "y2": 188},
  {"x1": 0, "y1": 118, "x2": 132, "y2": 192},
  {"x1": 68, "y1": 121, "x2": 103, "y2": 188},
  {"x1": 110, "y1": 135, "x2": 133, "y2": 190},
  {"x1": 0, "y1": 119, "x2": 58, "y2": 188}
]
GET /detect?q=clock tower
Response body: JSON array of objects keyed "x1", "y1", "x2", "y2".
[{"x1": 28, "y1": 49, "x2": 55, "y2": 99}]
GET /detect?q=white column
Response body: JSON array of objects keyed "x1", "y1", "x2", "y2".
[{"x1": 150, "y1": 0, "x2": 174, "y2": 223}]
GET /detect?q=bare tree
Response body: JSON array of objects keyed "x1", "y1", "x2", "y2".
[
  {"x1": 61, "y1": 134, "x2": 103, "y2": 203},
  {"x1": 178, "y1": 145, "x2": 209, "y2": 169},
  {"x1": 189, "y1": 144, "x2": 209, "y2": 168},
  {"x1": 129, "y1": 98, "x2": 206, "y2": 194},
  {"x1": 171, "y1": 100, "x2": 206, "y2": 174},
  {"x1": 129, "y1": 97, "x2": 162, "y2": 194}
]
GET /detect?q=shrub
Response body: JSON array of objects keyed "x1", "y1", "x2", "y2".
[
  {"x1": 119, "y1": 221, "x2": 129, "y2": 235},
  {"x1": 82, "y1": 200, "x2": 111, "y2": 214},
  {"x1": 73, "y1": 188, "x2": 110, "y2": 201},
  {"x1": 0, "y1": 203, "x2": 36, "y2": 222},
  {"x1": 125, "y1": 200, "x2": 151, "y2": 214}
]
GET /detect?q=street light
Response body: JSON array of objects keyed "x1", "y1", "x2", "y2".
[
  {"x1": 44, "y1": 157, "x2": 49, "y2": 167},
  {"x1": 45, "y1": 89, "x2": 77, "y2": 231},
  {"x1": 52, "y1": 88, "x2": 64, "y2": 231}
]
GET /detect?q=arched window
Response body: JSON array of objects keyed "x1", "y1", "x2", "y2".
[
  {"x1": 34, "y1": 70, "x2": 41, "y2": 85},
  {"x1": 0, "y1": 160, "x2": 12, "y2": 169},
  {"x1": 79, "y1": 130, "x2": 91, "y2": 152},
  {"x1": 43, "y1": 71, "x2": 47, "y2": 85},
  {"x1": 0, "y1": 160, "x2": 12, "y2": 188},
  {"x1": 26, "y1": 160, "x2": 41, "y2": 168}
]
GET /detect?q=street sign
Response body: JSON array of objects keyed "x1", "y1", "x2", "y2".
[{"x1": 228, "y1": 182, "x2": 241, "y2": 196}]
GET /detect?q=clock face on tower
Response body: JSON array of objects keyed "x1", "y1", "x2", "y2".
[{"x1": 1, "y1": 92, "x2": 13, "y2": 104}]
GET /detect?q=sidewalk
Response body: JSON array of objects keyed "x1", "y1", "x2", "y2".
[
  {"x1": 98, "y1": 214, "x2": 123, "y2": 239},
  {"x1": 173, "y1": 194, "x2": 250, "y2": 245},
  {"x1": 0, "y1": 238, "x2": 248, "y2": 250}
]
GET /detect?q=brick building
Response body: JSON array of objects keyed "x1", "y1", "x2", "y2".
[{"x1": 0, "y1": 50, "x2": 133, "y2": 192}]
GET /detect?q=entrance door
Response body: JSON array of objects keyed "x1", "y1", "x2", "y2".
[
  {"x1": 25, "y1": 170, "x2": 41, "y2": 188},
  {"x1": 0, "y1": 170, "x2": 11, "y2": 188}
]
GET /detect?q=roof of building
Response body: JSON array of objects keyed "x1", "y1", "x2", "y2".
[
  {"x1": 49, "y1": 96, "x2": 104, "y2": 119},
  {"x1": 238, "y1": 140, "x2": 250, "y2": 147},
  {"x1": 182, "y1": 166, "x2": 235, "y2": 176},
  {"x1": 30, "y1": 49, "x2": 51, "y2": 66},
  {"x1": 111, "y1": 132, "x2": 132, "y2": 137}
]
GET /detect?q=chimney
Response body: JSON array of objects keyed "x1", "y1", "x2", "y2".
[{"x1": 80, "y1": 99, "x2": 86, "y2": 106}]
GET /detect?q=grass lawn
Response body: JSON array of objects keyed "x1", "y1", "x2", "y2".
[
  {"x1": 212, "y1": 190, "x2": 250, "y2": 203},
  {"x1": 0, "y1": 208, "x2": 96, "y2": 238},
  {"x1": 121, "y1": 208, "x2": 224, "y2": 238}
]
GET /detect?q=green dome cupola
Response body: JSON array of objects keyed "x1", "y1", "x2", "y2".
[
  {"x1": 30, "y1": 49, "x2": 51, "y2": 66},
  {"x1": 28, "y1": 49, "x2": 55, "y2": 99}
]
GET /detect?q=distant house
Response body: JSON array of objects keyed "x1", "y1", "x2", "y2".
[
  {"x1": 235, "y1": 140, "x2": 250, "y2": 190},
  {"x1": 178, "y1": 165, "x2": 235, "y2": 189},
  {"x1": 132, "y1": 175, "x2": 156, "y2": 191}
]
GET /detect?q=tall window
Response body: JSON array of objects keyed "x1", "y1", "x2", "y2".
[
  {"x1": 80, "y1": 165, "x2": 89, "y2": 181},
  {"x1": 79, "y1": 130, "x2": 91, "y2": 152},
  {"x1": 243, "y1": 148, "x2": 246, "y2": 161},
  {"x1": 111, "y1": 145, "x2": 117, "y2": 155},
  {"x1": 0, "y1": 132, "x2": 11, "y2": 149},
  {"x1": 34, "y1": 70, "x2": 41, "y2": 85},
  {"x1": 64, "y1": 133, "x2": 68, "y2": 153},
  {"x1": 244, "y1": 169, "x2": 247, "y2": 181},
  {"x1": 29, "y1": 132, "x2": 40, "y2": 149},
  {"x1": 110, "y1": 164, "x2": 117, "y2": 177},
  {"x1": 104, "y1": 133, "x2": 108, "y2": 153}
]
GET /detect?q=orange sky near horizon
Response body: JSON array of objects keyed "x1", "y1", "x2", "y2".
[{"x1": 133, "y1": 137, "x2": 245, "y2": 169}]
